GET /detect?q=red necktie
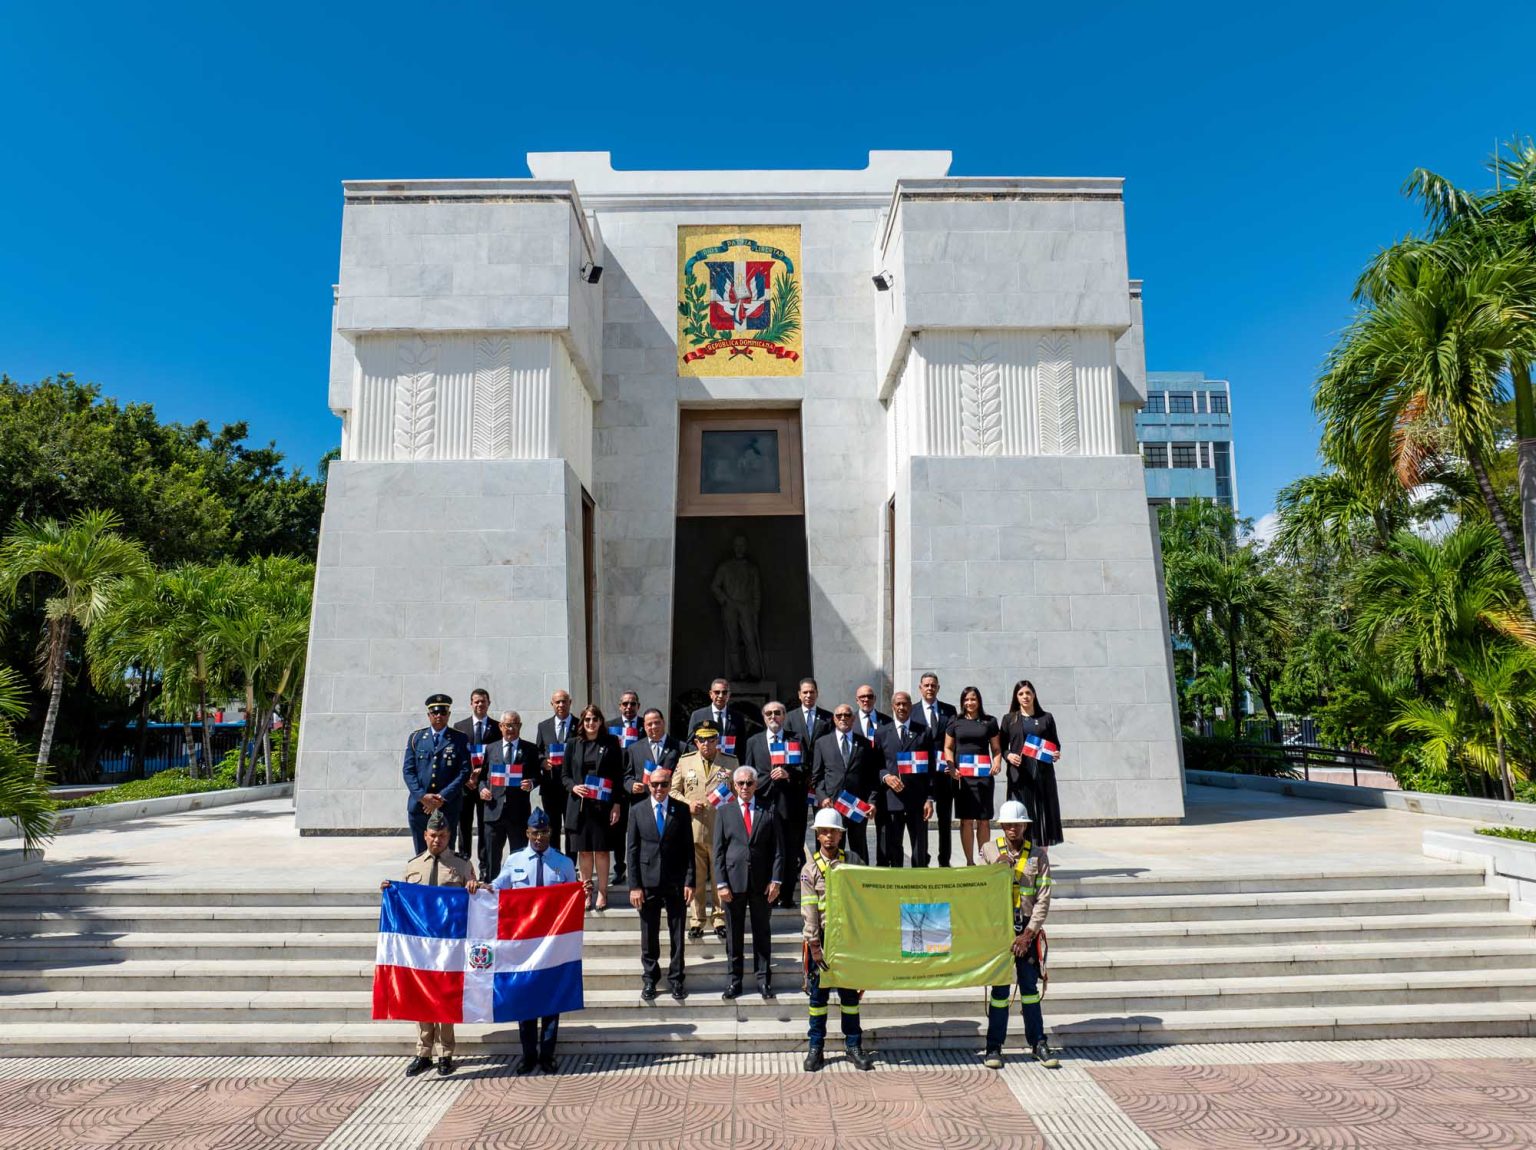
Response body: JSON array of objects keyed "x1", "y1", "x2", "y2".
[{"x1": 743, "y1": 802, "x2": 753, "y2": 836}]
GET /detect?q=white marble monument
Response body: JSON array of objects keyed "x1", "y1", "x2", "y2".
[{"x1": 295, "y1": 151, "x2": 1185, "y2": 832}]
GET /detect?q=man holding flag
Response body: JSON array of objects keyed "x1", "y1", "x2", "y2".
[
  {"x1": 379, "y1": 809, "x2": 475, "y2": 1077},
  {"x1": 478, "y1": 710, "x2": 540, "y2": 881},
  {"x1": 978, "y1": 801, "x2": 1059, "y2": 1070},
  {"x1": 799, "y1": 809, "x2": 875, "y2": 1072},
  {"x1": 812, "y1": 705, "x2": 879, "y2": 863},
  {"x1": 874, "y1": 691, "x2": 936, "y2": 868},
  {"x1": 674, "y1": 724, "x2": 737, "y2": 940},
  {"x1": 744, "y1": 700, "x2": 808, "y2": 907},
  {"x1": 475, "y1": 807, "x2": 586, "y2": 1074}
]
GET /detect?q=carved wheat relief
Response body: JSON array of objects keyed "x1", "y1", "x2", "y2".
[
  {"x1": 1036, "y1": 334, "x2": 1078, "y2": 456},
  {"x1": 473, "y1": 336, "x2": 512, "y2": 459},
  {"x1": 393, "y1": 336, "x2": 439, "y2": 460},
  {"x1": 958, "y1": 339, "x2": 1002, "y2": 456}
]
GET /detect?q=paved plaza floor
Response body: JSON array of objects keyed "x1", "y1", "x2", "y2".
[{"x1": 4, "y1": 1040, "x2": 1536, "y2": 1148}]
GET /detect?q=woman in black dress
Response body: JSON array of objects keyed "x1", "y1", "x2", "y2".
[
  {"x1": 1003, "y1": 679, "x2": 1063, "y2": 847},
  {"x1": 562, "y1": 704, "x2": 623, "y2": 910},
  {"x1": 942, "y1": 686, "x2": 1002, "y2": 865}
]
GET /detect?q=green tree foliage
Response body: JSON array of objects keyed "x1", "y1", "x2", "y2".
[{"x1": 0, "y1": 665, "x2": 54, "y2": 852}]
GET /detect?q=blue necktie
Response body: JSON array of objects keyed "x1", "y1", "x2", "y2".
[
  {"x1": 535, "y1": 853, "x2": 545, "y2": 887},
  {"x1": 655, "y1": 802, "x2": 665, "y2": 837}
]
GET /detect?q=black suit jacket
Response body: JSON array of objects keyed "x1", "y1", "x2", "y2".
[
  {"x1": 742, "y1": 728, "x2": 809, "y2": 811},
  {"x1": 875, "y1": 722, "x2": 936, "y2": 812},
  {"x1": 854, "y1": 709, "x2": 893, "y2": 743},
  {"x1": 712, "y1": 800, "x2": 785, "y2": 893},
  {"x1": 452, "y1": 716, "x2": 503, "y2": 795},
  {"x1": 686, "y1": 705, "x2": 746, "y2": 754},
  {"x1": 624, "y1": 736, "x2": 682, "y2": 795},
  {"x1": 786, "y1": 705, "x2": 834, "y2": 748},
  {"x1": 812, "y1": 729, "x2": 879, "y2": 805},
  {"x1": 480, "y1": 737, "x2": 541, "y2": 823},
  {"x1": 535, "y1": 715, "x2": 576, "y2": 789},
  {"x1": 627, "y1": 796, "x2": 696, "y2": 890},
  {"x1": 914, "y1": 698, "x2": 957, "y2": 745}
]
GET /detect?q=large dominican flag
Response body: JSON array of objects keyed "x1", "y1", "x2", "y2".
[{"x1": 372, "y1": 881, "x2": 585, "y2": 1024}]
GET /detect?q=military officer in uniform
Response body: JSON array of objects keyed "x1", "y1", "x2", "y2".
[
  {"x1": 979, "y1": 800, "x2": 1059, "y2": 1070},
  {"x1": 381, "y1": 809, "x2": 474, "y2": 1077},
  {"x1": 403, "y1": 694, "x2": 472, "y2": 855},
  {"x1": 799, "y1": 809, "x2": 874, "y2": 1071},
  {"x1": 474, "y1": 807, "x2": 585, "y2": 1074},
  {"x1": 672, "y1": 724, "x2": 737, "y2": 940}
]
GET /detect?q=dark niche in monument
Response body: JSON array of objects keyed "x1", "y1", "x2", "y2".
[{"x1": 669, "y1": 516, "x2": 812, "y2": 734}]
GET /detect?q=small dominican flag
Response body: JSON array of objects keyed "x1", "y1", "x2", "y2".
[
  {"x1": 470, "y1": 744, "x2": 486, "y2": 768},
  {"x1": 720, "y1": 734, "x2": 737, "y2": 755},
  {"x1": 610, "y1": 723, "x2": 640, "y2": 748},
  {"x1": 1022, "y1": 735, "x2": 1059, "y2": 764},
  {"x1": 769, "y1": 742, "x2": 803, "y2": 767},
  {"x1": 708, "y1": 781, "x2": 733, "y2": 808},
  {"x1": 957, "y1": 755, "x2": 992, "y2": 778},
  {"x1": 897, "y1": 750, "x2": 930, "y2": 775},
  {"x1": 584, "y1": 775, "x2": 612, "y2": 802},
  {"x1": 546, "y1": 743, "x2": 565, "y2": 768},
  {"x1": 834, "y1": 791, "x2": 874, "y2": 823},
  {"x1": 373, "y1": 881, "x2": 585, "y2": 1024},
  {"x1": 489, "y1": 761, "x2": 522, "y2": 787}
]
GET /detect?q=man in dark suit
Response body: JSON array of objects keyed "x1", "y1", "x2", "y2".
[
  {"x1": 624, "y1": 708, "x2": 681, "y2": 798},
  {"x1": 451, "y1": 688, "x2": 501, "y2": 876},
  {"x1": 403, "y1": 694, "x2": 472, "y2": 855},
  {"x1": 811, "y1": 704, "x2": 880, "y2": 863},
  {"x1": 535, "y1": 689, "x2": 574, "y2": 850},
  {"x1": 687, "y1": 678, "x2": 745, "y2": 758},
  {"x1": 874, "y1": 691, "x2": 936, "y2": 868},
  {"x1": 607, "y1": 689, "x2": 644, "y2": 885},
  {"x1": 853, "y1": 684, "x2": 894, "y2": 863},
  {"x1": 785, "y1": 677, "x2": 834, "y2": 750},
  {"x1": 627, "y1": 766, "x2": 695, "y2": 1003},
  {"x1": 917, "y1": 672, "x2": 959, "y2": 867},
  {"x1": 743, "y1": 700, "x2": 808, "y2": 907},
  {"x1": 478, "y1": 710, "x2": 542, "y2": 881},
  {"x1": 713, "y1": 765, "x2": 784, "y2": 1000}
]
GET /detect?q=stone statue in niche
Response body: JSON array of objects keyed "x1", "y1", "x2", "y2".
[{"x1": 711, "y1": 536, "x2": 764, "y2": 681}]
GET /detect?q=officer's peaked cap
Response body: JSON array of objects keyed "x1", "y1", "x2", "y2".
[{"x1": 425, "y1": 693, "x2": 452, "y2": 708}]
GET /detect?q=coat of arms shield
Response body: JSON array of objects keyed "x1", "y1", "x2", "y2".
[{"x1": 677, "y1": 225, "x2": 802, "y2": 377}]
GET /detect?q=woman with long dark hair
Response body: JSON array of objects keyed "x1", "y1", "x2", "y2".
[
  {"x1": 942, "y1": 686, "x2": 1001, "y2": 865},
  {"x1": 1003, "y1": 679, "x2": 1063, "y2": 846},
  {"x1": 563, "y1": 704, "x2": 623, "y2": 910}
]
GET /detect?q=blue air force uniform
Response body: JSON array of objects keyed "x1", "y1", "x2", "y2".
[
  {"x1": 404, "y1": 695, "x2": 472, "y2": 854},
  {"x1": 490, "y1": 809, "x2": 578, "y2": 1069}
]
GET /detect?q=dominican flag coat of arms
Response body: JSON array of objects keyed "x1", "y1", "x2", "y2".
[
  {"x1": 677, "y1": 225, "x2": 803, "y2": 377},
  {"x1": 373, "y1": 882, "x2": 585, "y2": 1024}
]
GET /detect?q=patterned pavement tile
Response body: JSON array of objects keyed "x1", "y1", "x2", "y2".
[{"x1": 1090, "y1": 1058, "x2": 1536, "y2": 1150}]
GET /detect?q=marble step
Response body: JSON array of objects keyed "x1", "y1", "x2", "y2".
[
  {"x1": 0, "y1": 886, "x2": 1510, "y2": 936},
  {"x1": 0, "y1": 998, "x2": 1532, "y2": 1055},
  {"x1": 12, "y1": 968, "x2": 1536, "y2": 1024},
  {"x1": 0, "y1": 863, "x2": 1486, "y2": 909}
]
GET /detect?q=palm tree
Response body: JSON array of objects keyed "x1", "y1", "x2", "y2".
[
  {"x1": 0, "y1": 666, "x2": 54, "y2": 852},
  {"x1": 0, "y1": 510, "x2": 151, "y2": 779},
  {"x1": 1350, "y1": 522, "x2": 1532, "y2": 683},
  {"x1": 1176, "y1": 547, "x2": 1285, "y2": 737},
  {"x1": 1320, "y1": 245, "x2": 1536, "y2": 616},
  {"x1": 1451, "y1": 639, "x2": 1536, "y2": 800}
]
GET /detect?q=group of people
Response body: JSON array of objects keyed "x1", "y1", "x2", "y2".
[{"x1": 395, "y1": 673, "x2": 1066, "y2": 1077}]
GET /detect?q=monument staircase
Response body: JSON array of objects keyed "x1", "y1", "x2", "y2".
[{"x1": 2, "y1": 860, "x2": 1536, "y2": 1056}]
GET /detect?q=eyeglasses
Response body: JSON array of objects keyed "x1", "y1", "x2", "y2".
[
  {"x1": 834, "y1": 712, "x2": 854, "y2": 720},
  {"x1": 856, "y1": 694, "x2": 875, "y2": 701},
  {"x1": 648, "y1": 780, "x2": 672, "y2": 789},
  {"x1": 427, "y1": 707, "x2": 450, "y2": 716},
  {"x1": 581, "y1": 716, "x2": 602, "y2": 725},
  {"x1": 734, "y1": 778, "x2": 756, "y2": 787},
  {"x1": 763, "y1": 710, "x2": 784, "y2": 717}
]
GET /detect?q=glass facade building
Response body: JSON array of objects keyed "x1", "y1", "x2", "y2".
[{"x1": 1135, "y1": 371, "x2": 1237, "y2": 511}]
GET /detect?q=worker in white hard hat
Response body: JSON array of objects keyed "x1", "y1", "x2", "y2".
[
  {"x1": 799, "y1": 807, "x2": 875, "y2": 1072},
  {"x1": 978, "y1": 799, "x2": 1058, "y2": 1070}
]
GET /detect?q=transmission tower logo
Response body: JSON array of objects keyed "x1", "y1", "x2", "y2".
[{"x1": 900, "y1": 902, "x2": 952, "y2": 957}]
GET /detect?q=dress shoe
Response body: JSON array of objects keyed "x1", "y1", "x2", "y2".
[
  {"x1": 721, "y1": 986, "x2": 741, "y2": 1000},
  {"x1": 847, "y1": 1046, "x2": 875, "y2": 1071},
  {"x1": 759, "y1": 986, "x2": 777, "y2": 1001},
  {"x1": 803, "y1": 1046, "x2": 825, "y2": 1072},
  {"x1": 670, "y1": 986, "x2": 688, "y2": 1002},
  {"x1": 688, "y1": 927, "x2": 703, "y2": 941},
  {"x1": 539, "y1": 1055, "x2": 559, "y2": 1074},
  {"x1": 436, "y1": 1056, "x2": 454, "y2": 1076},
  {"x1": 640, "y1": 985, "x2": 658, "y2": 1003},
  {"x1": 515, "y1": 1054, "x2": 538, "y2": 1075},
  {"x1": 404, "y1": 1055, "x2": 432, "y2": 1077},
  {"x1": 714, "y1": 926, "x2": 727, "y2": 940}
]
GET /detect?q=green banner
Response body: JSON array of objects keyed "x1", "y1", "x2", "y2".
[{"x1": 821, "y1": 864, "x2": 1014, "y2": 990}]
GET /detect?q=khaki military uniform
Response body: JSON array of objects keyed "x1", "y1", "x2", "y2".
[
  {"x1": 400, "y1": 846, "x2": 474, "y2": 1057},
  {"x1": 673, "y1": 750, "x2": 738, "y2": 930}
]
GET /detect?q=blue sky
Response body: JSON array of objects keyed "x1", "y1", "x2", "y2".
[{"x1": 3, "y1": 1, "x2": 1531, "y2": 524}]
